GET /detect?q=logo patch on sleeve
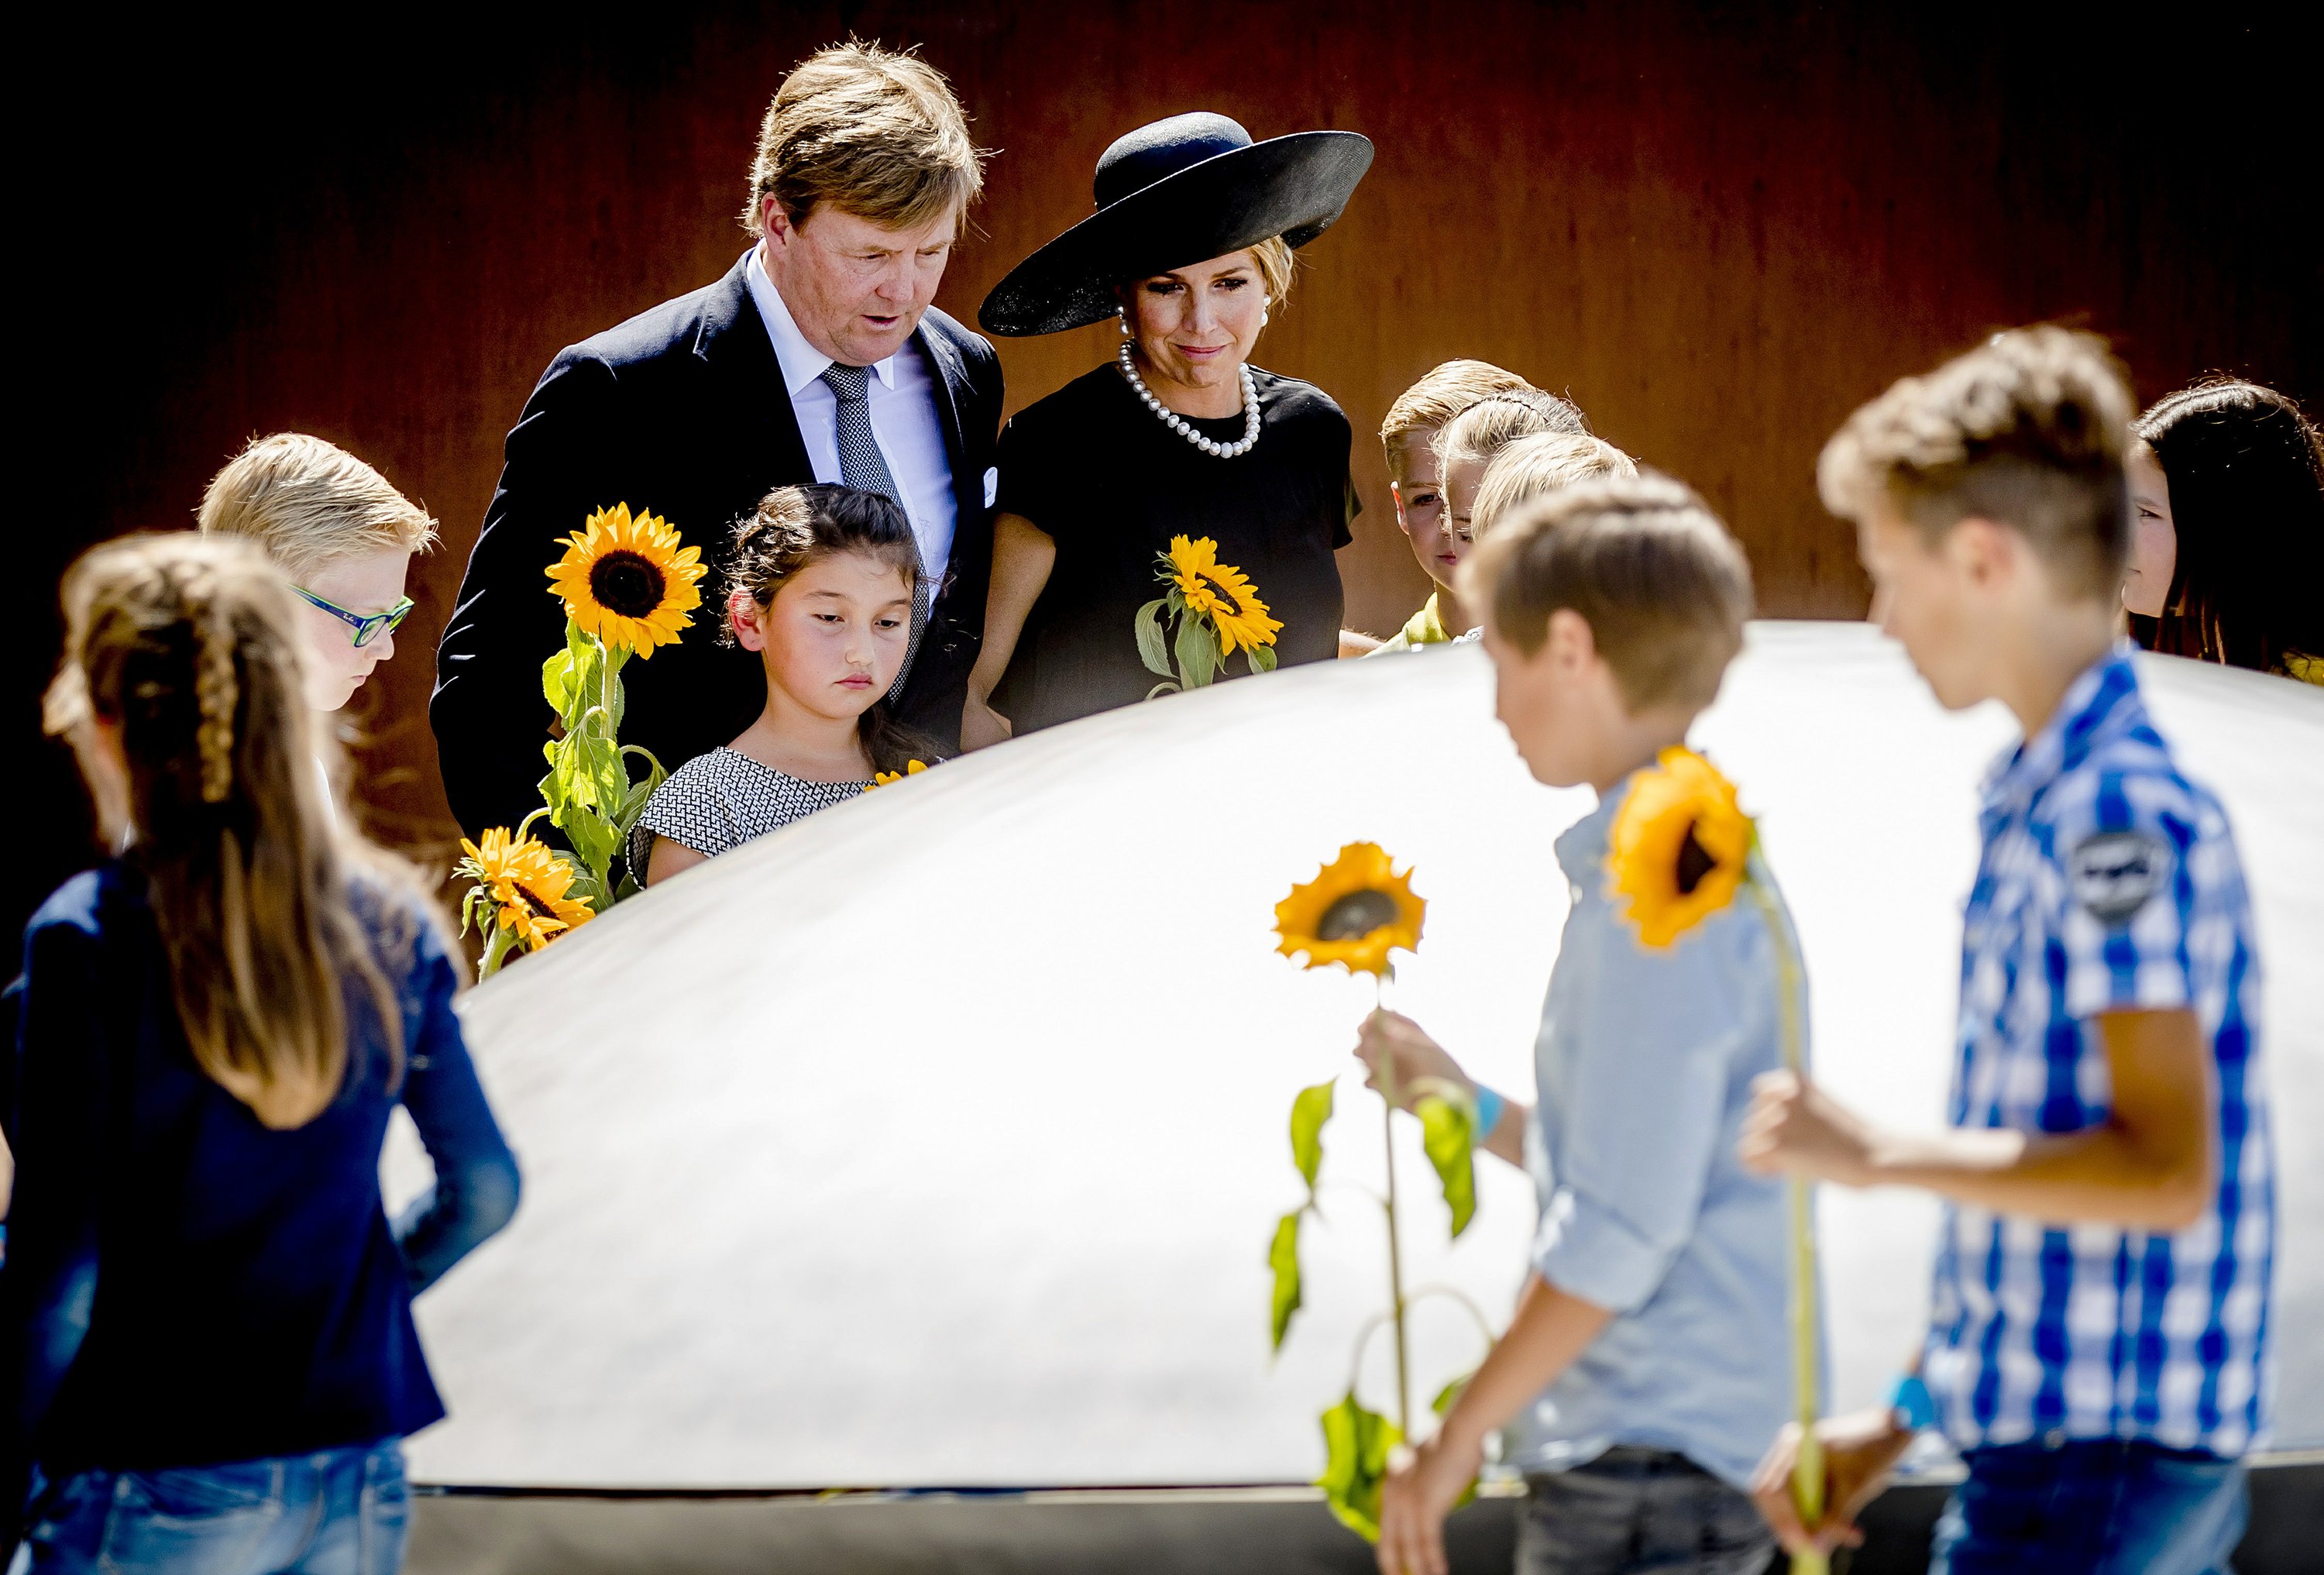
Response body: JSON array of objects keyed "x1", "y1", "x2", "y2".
[{"x1": 2068, "y1": 830, "x2": 2171, "y2": 925}]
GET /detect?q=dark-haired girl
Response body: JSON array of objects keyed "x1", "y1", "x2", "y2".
[
  {"x1": 2125, "y1": 377, "x2": 2324, "y2": 683},
  {"x1": 630, "y1": 485, "x2": 938, "y2": 886},
  {"x1": 8, "y1": 534, "x2": 517, "y2": 1572}
]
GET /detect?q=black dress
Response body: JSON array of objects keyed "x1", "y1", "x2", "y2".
[{"x1": 992, "y1": 363, "x2": 1356, "y2": 734}]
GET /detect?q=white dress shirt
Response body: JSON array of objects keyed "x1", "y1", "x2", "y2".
[{"x1": 744, "y1": 248, "x2": 957, "y2": 586}]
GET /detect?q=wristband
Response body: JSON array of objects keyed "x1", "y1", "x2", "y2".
[
  {"x1": 1472, "y1": 1085, "x2": 1506, "y2": 1140},
  {"x1": 1888, "y1": 1370, "x2": 1937, "y2": 1432}
]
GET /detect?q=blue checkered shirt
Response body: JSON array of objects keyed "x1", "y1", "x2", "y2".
[{"x1": 1923, "y1": 647, "x2": 2275, "y2": 1458}]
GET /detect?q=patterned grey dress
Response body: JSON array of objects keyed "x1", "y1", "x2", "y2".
[{"x1": 628, "y1": 748, "x2": 869, "y2": 879}]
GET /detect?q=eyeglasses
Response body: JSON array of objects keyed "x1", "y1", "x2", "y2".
[{"x1": 294, "y1": 586, "x2": 415, "y2": 648}]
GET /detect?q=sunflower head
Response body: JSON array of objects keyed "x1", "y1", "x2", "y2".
[
  {"x1": 1275, "y1": 842, "x2": 1425, "y2": 977},
  {"x1": 868, "y1": 759, "x2": 930, "y2": 789},
  {"x1": 545, "y1": 503, "x2": 706, "y2": 657},
  {"x1": 458, "y1": 827, "x2": 596, "y2": 951},
  {"x1": 1606, "y1": 747, "x2": 1753, "y2": 948},
  {"x1": 1162, "y1": 535, "x2": 1284, "y2": 658}
]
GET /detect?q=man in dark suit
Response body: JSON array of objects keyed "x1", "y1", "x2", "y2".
[{"x1": 433, "y1": 41, "x2": 1002, "y2": 839}]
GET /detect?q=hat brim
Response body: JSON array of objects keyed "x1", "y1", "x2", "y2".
[{"x1": 978, "y1": 130, "x2": 1374, "y2": 338}]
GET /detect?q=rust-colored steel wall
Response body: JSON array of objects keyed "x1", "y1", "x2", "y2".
[{"x1": 16, "y1": 2, "x2": 2315, "y2": 938}]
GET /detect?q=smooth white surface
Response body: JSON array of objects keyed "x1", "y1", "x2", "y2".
[{"x1": 390, "y1": 624, "x2": 2323, "y2": 1487}]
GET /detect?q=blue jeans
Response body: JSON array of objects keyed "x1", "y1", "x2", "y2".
[
  {"x1": 19, "y1": 1439, "x2": 408, "y2": 1575},
  {"x1": 1932, "y1": 1439, "x2": 2247, "y2": 1575}
]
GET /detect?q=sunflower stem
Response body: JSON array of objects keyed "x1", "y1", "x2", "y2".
[
  {"x1": 476, "y1": 920, "x2": 519, "y2": 983},
  {"x1": 1375, "y1": 969, "x2": 1412, "y2": 1439},
  {"x1": 1745, "y1": 870, "x2": 1828, "y2": 1575}
]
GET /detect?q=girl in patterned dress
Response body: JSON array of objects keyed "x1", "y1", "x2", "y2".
[{"x1": 630, "y1": 485, "x2": 935, "y2": 886}]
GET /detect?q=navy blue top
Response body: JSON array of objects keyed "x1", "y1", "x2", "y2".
[{"x1": 2, "y1": 862, "x2": 519, "y2": 1505}]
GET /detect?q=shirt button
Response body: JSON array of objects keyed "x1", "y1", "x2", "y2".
[{"x1": 2044, "y1": 1429, "x2": 2067, "y2": 1449}]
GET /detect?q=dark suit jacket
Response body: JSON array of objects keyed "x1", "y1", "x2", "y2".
[{"x1": 431, "y1": 255, "x2": 1003, "y2": 838}]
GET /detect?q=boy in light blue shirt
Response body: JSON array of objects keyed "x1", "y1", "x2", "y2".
[{"x1": 1362, "y1": 475, "x2": 1813, "y2": 1575}]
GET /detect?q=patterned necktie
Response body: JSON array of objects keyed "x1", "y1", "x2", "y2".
[{"x1": 820, "y1": 362, "x2": 930, "y2": 703}]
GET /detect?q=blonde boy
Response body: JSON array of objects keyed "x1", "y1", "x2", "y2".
[
  {"x1": 1742, "y1": 328, "x2": 2272, "y2": 1575},
  {"x1": 1372, "y1": 360, "x2": 1546, "y2": 650},
  {"x1": 199, "y1": 434, "x2": 437, "y2": 710},
  {"x1": 1364, "y1": 477, "x2": 1803, "y2": 1575}
]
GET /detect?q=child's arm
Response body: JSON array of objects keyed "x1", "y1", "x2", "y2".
[
  {"x1": 394, "y1": 921, "x2": 522, "y2": 1294},
  {"x1": 1741, "y1": 1006, "x2": 2212, "y2": 1230},
  {"x1": 1353, "y1": 1010, "x2": 1526, "y2": 1168},
  {"x1": 645, "y1": 834, "x2": 708, "y2": 887},
  {"x1": 1377, "y1": 1274, "x2": 1611, "y2": 1575}
]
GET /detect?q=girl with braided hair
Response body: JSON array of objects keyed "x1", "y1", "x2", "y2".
[{"x1": 5, "y1": 534, "x2": 517, "y2": 1572}]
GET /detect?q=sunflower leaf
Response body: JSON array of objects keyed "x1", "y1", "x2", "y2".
[
  {"x1": 1133, "y1": 597, "x2": 1174, "y2": 679},
  {"x1": 1249, "y1": 643, "x2": 1278, "y2": 674},
  {"x1": 1416, "y1": 1094, "x2": 1477, "y2": 1238},
  {"x1": 1267, "y1": 1210, "x2": 1302, "y2": 1351},
  {"x1": 1316, "y1": 1389, "x2": 1401, "y2": 1543},
  {"x1": 1290, "y1": 1079, "x2": 1335, "y2": 1191},
  {"x1": 1174, "y1": 608, "x2": 1219, "y2": 689},
  {"x1": 541, "y1": 645, "x2": 578, "y2": 717}
]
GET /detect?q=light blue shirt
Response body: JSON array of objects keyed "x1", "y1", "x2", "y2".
[
  {"x1": 1505, "y1": 775, "x2": 1815, "y2": 1491},
  {"x1": 743, "y1": 248, "x2": 958, "y2": 583}
]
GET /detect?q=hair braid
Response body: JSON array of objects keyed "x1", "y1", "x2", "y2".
[{"x1": 189, "y1": 562, "x2": 240, "y2": 803}]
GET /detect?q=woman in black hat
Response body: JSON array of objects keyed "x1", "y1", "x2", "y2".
[{"x1": 959, "y1": 112, "x2": 1373, "y2": 746}]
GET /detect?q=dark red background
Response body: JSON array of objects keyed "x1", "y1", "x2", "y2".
[{"x1": 15, "y1": 2, "x2": 2316, "y2": 943}]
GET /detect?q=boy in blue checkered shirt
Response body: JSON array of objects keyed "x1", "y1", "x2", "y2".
[{"x1": 1741, "y1": 328, "x2": 2274, "y2": 1575}]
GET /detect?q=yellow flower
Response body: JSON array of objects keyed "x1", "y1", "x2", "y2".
[
  {"x1": 1165, "y1": 535, "x2": 1284, "y2": 657},
  {"x1": 1275, "y1": 842, "x2": 1425, "y2": 977},
  {"x1": 868, "y1": 759, "x2": 930, "y2": 789},
  {"x1": 1607, "y1": 747, "x2": 1753, "y2": 948},
  {"x1": 459, "y1": 828, "x2": 595, "y2": 951},
  {"x1": 545, "y1": 503, "x2": 706, "y2": 656}
]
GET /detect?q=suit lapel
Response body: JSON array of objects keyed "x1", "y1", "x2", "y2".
[
  {"x1": 696, "y1": 255, "x2": 813, "y2": 487},
  {"x1": 913, "y1": 320, "x2": 983, "y2": 622}
]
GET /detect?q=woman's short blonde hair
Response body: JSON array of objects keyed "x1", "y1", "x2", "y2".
[
  {"x1": 1473, "y1": 433, "x2": 1638, "y2": 542},
  {"x1": 198, "y1": 434, "x2": 437, "y2": 581},
  {"x1": 744, "y1": 41, "x2": 986, "y2": 236}
]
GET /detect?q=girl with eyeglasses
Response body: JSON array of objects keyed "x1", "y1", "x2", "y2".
[{"x1": 197, "y1": 434, "x2": 437, "y2": 712}]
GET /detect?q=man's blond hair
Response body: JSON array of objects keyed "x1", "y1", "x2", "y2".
[
  {"x1": 1473, "y1": 433, "x2": 1638, "y2": 542},
  {"x1": 744, "y1": 40, "x2": 986, "y2": 236},
  {"x1": 1436, "y1": 389, "x2": 1590, "y2": 478},
  {"x1": 198, "y1": 434, "x2": 436, "y2": 581},
  {"x1": 1817, "y1": 326, "x2": 2134, "y2": 597},
  {"x1": 1461, "y1": 474, "x2": 1752, "y2": 714},
  {"x1": 1379, "y1": 360, "x2": 1534, "y2": 484}
]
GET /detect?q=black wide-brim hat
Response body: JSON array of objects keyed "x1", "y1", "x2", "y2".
[{"x1": 978, "y1": 112, "x2": 1373, "y2": 338}]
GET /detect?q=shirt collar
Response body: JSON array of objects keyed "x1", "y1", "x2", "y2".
[
  {"x1": 1982, "y1": 641, "x2": 2146, "y2": 813},
  {"x1": 1553, "y1": 772, "x2": 1639, "y2": 886},
  {"x1": 743, "y1": 246, "x2": 898, "y2": 397}
]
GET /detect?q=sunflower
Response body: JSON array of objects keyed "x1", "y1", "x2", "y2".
[
  {"x1": 867, "y1": 759, "x2": 930, "y2": 789},
  {"x1": 1275, "y1": 842, "x2": 1425, "y2": 977},
  {"x1": 1607, "y1": 747, "x2": 1753, "y2": 948},
  {"x1": 545, "y1": 503, "x2": 706, "y2": 656},
  {"x1": 1164, "y1": 535, "x2": 1284, "y2": 657},
  {"x1": 459, "y1": 827, "x2": 596, "y2": 951}
]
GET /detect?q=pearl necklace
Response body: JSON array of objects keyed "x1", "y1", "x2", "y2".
[{"x1": 1118, "y1": 342, "x2": 1261, "y2": 459}]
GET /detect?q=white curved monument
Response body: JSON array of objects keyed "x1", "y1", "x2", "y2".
[{"x1": 392, "y1": 624, "x2": 2322, "y2": 1570}]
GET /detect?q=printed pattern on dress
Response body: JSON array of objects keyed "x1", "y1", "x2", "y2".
[{"x1": 627, "y1": 748, "x2": 868, "y2": 873}]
